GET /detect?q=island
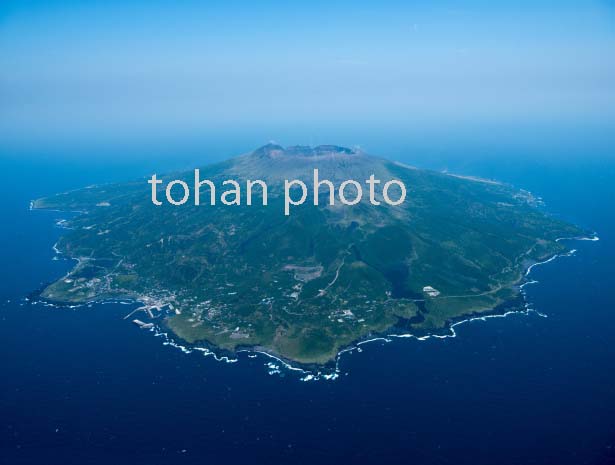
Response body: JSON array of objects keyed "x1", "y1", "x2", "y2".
[{"x1": 33, "y1": 144, "x2": 583, "y2": 366}]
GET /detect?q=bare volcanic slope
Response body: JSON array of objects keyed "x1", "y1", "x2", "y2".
[{"x1": 34, "y1": 144, "x2": 582, "y2": 364}]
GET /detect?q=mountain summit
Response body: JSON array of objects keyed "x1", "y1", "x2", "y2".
[
  {"x1": 253, "y1": 143, "x2": 358, "y2": 159},
  {"x1": 230, "y1": 144, "x2": 389, "y2": 186}
]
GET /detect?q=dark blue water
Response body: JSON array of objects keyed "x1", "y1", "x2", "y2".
[{"x1": 1, "y1": 153, "x2": 614, "y2": 465}]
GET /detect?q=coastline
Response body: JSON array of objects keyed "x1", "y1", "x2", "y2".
[
  {"x1": 137, "y1": 234, "x2": 600, "y2": 381},
  {"x1": 30, "y1": 198, "x2": 600, "y2": 381}
]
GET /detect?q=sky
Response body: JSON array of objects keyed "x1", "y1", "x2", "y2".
[{"x1": 1, "y1": 0, "x2": 614, "y2": 157}]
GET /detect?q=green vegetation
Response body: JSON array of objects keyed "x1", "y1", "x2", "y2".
[{"x1": 34, "y1": 144, "x2": 582, "y2": 365}]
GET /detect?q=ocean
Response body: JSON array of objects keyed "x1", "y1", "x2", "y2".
[{"x1": 1, "y1": 149, "x2": 614, "y2": 464}]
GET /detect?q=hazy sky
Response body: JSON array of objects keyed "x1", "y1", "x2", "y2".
[{"x1": 1, "y1": 0, "x2": 614, "y2": 153}]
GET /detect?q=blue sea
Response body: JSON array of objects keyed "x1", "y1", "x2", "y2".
[{"x1": 1, "y1": 147, "x2": 614, "y2": 464}]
